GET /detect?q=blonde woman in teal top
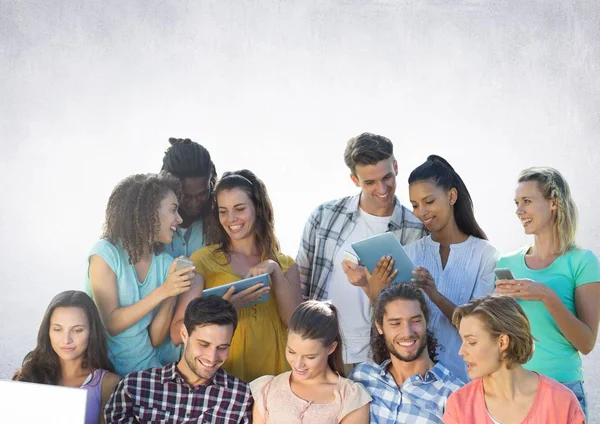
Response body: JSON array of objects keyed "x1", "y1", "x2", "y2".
[
  {"x1": 86, "y1": 173, "x2": 196, "y2": 375},
  {"x1": 495, "y1": 166, "x2": 600, "y2": 417}
]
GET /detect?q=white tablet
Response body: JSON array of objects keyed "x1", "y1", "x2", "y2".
[
  {"x1": 351, "y1": 232, "x2": 415, "y2": 284},
  {"x1": 0, "y1": 379, "x2": 87, "y2": 423}
]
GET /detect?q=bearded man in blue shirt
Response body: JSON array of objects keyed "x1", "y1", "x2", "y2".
[{"x1": 350, "y1": 283, "x2": 463, "y2": 424}]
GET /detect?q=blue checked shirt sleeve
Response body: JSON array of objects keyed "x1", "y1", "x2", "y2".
[
  {"x1": 296, "y1": 206, "x2": 322, "y2": 300},
  {"x1": 349, "y1": 364, "x2": 394, "y2": 424},
  {"x1": 104, "y1": 377, "x2": 135, "y2": 424}
]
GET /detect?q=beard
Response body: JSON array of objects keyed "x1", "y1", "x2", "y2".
[
  {"x1": 183, "y1": 349, "x2": 221, "y2": 381},
  {"x1": 385, "y1": 332, "x2": 428, "y2": 363}
]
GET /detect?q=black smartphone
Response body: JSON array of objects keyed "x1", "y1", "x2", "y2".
[{"x1": 494, "y1": 268, "x2": 515, "y2": 280}]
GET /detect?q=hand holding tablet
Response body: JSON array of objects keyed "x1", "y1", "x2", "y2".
[
  {"x1": 351, "y1": 232, "x2": 415, "y2": 284},
  {"x1": 203, "y1": 273, "x2": 271, "y2": 308}
]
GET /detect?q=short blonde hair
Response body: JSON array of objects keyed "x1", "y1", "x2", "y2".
[
  {"x1": 453, "y1": 296, "x2": 534, "y2": 369},
  {"x1": 518, "y1": 166, "x2": 578, "y2": 255}
]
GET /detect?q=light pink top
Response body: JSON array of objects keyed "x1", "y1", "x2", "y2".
[
  {"x1": 250, "y1": 372, "x2": 371, "y2": 423},
  {"x1": 443, "y1": 374, "x2": 585, "y2": 424}
]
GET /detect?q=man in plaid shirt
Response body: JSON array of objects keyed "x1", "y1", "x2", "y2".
[
  {"x1": 296, "y1": 133, "x2": 426, "y2": 370},
  {"x1": 349, "y1": 283, "x2": 463, "y2": 423},
  {"x1": 105, "y1": 296, "x2": 252, "y2": 423}
]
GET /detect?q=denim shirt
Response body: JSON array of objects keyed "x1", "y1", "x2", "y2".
[{"x1": 165, "y1": 218, "x2": 204, "y2": 258}]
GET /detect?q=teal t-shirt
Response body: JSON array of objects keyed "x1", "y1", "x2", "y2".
[
  {"x1": 85, "y1": 240, "x2": 182, "y2": 376},
  {"x1": 497, "y1": 246, "x2": 600, "y2": 382},
  {"x1": 165, "y1": 218, "x2": 204, "y2": 258}
]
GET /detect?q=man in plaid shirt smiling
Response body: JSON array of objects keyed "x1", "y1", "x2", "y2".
[
  {"x1": 349, "y1": 284, "x2": 463, "y2": 423},
  {"x1": 296, "y1": 133, "x2": 426, "y2": 370},
  {"x1": 105, "y1": 297, "x2": 252, "y2": 423}
]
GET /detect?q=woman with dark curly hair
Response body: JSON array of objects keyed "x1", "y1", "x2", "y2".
[
  {"x1": 161, "y1": 137, "x2": 217, "y2": 257},
  {"x1": 85, "y1": 173, "x2": 196, "y2": 375},
  {"x1": 13, "y1": 291, "x2": 120, "y2": 424},
  {"x1": 170, "y1": 170, "x2": 303, "y2": 382}
]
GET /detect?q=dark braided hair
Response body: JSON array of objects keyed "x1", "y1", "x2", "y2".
[
  {"x1": 408, "y1": 154, "x2": 487, "y2": 240},
  {"x1": 102, "y1": 173, "x2": 182, "y2": 264},
  {"x1": 162, "y1": 137, "x2": 216, "y2": 197},
  {"x1": 206, "y1": 169, "x2": 281, "y2": 265},
  {"x1": 371, "y1": 283, "x2": 439, "y2": 364}
]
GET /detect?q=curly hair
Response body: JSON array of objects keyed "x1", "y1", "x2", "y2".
[
  {"x1": 102, "y1": 172, "x2": 182, "y2": 264},
  {"x1": 13, "y1": 291, "x2": 114, "y2": 384},
  {"x1": 162, "y1": 137, "x2": 216, "y2": 203},
  {"x1": 205, "y1": 169, "x2": 281, "y2": 265},
  {"x1": 370, "y1": 283, "x2": 439, "y2": 364}
]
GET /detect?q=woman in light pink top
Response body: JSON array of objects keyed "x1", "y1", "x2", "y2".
[
  {"x1": 250, "y1": 301, "x2": 371, "y2": 424},
  {"x1": 443, "y1": 295, "x2": 584, "y2": 424}
]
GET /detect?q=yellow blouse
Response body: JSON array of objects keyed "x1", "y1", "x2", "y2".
[{"x1": 190, "y1": 244, "x2": 294, "y2": 382}]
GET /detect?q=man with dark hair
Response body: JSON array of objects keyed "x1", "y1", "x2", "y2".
[
  {"x1": 349, "y1": 284, "x2": 462, "y2": 423},
  {"x1": 296, "y1": 132, "x2": 426, "y2": 371},
  {"x1": 162, "y1": 137, "x2": 217, "y2": 257},
  {"x1": 105, "y1": 297, "x2": 252, "y2": 423}
]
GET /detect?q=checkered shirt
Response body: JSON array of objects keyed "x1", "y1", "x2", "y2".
[
  {"x1": 104, "y1": 362, "x2": 253, "y2": 423},
  {"x1": 349, "y1": 360, "x2": 463, "y2": 424},
  {"x1": 297, "y1": 193, "x2": 427, "y2": 300}
]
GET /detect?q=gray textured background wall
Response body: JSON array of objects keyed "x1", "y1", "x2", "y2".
[{"x1": 2, "y1": 0, "x2": 599, "y2": 417}]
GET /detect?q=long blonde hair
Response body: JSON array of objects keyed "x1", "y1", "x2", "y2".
[{"x1": 518, "y1": 166, "x2": 578, "y2": 255}]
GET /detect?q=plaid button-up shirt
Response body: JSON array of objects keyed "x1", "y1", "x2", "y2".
[
  {"x1": 349, "y1": 360, "x2": 463, "y2": 424},
  {"x1": 105, "y1": 362, "x2": 253, "y2": 423},
  {"x1": 297, "y1": 193, "x2": 427, "y2": 300}
]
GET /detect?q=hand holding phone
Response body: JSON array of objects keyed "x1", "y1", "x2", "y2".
[
  {"x1": 175, "y1": 257, "x2": 195, "y2": 277},
  {"x1": 493, "y1": 268, "x2": 521, "y2": 294},
  {"x1": 163, "y1": 257, "x2": 196, "y2": 298},
  {"x1": 494, "y1": 268, "x2": 515, "y2": 280},
  {"x1": 175, "y1": 257, "x2": 193, "y2": 269}
]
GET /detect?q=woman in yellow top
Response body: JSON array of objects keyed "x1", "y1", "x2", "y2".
[{"x1": 170, "y1": 169, "x2": 303, "y2": 382}]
